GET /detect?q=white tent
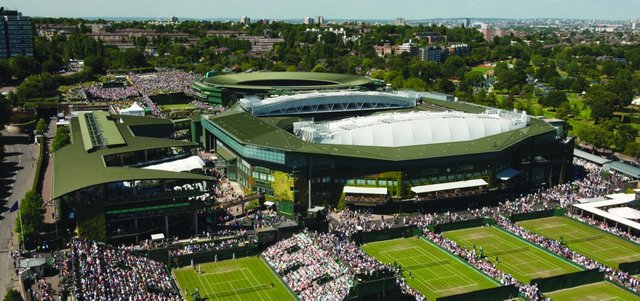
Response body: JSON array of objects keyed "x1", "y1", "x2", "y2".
[
  {"x1": 143, "y1": 156, "x2": 205, "y2": 173},
  {"x1": 120, "y1": 102, "x2": 145, "y2": 116}
]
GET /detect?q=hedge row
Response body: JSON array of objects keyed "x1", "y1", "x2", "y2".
[{"x1": 32, "y1": 136, "x2": 46, "y2": 193}]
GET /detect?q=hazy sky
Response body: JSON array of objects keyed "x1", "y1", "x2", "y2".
[{"x1": 3, "y1": 0, "x2": 640, "y2": 20}]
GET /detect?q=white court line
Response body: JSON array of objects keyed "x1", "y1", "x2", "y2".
[
  {"x1": 241, "y1": 268, "x2": 269, "y2": 301},
  {"x1": 200, "y1": 268, "x2": 251, "y2": 277},
  {"x1": 226, "y1": 275, "x2": 243, "y2": 301},
  {"x1": 197, "y1": 274, "x2": 217, "y2": 300}
]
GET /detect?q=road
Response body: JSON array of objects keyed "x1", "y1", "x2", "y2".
[{"x1": 0, "y1": 131, "x2": 38, "y2": 298}]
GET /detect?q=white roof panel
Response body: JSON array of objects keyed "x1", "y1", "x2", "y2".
[
  {"x1": 573, "y1": 197, "x2": 640, "y2": 231},
  {"x1": 608, "y1": 207, "x2": 640, "y2": 220},
  {"x1": 343, "y1": 186, "x2": 388, "y2": 195},
  {"x1": 411, "y1": 179, "x2": 488, "y2": 194},
  {"x1": 142, "y1": 155, "x2": 205, "y2": 173},
  {"x1": 297, "y1": 110, "x2": 529, "y2": 147}
]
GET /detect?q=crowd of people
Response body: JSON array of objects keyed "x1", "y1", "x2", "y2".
[
  {"x1": 58, "y1": 238, "x2": 181, "y2": 300},
  {"x1": 28, "y1": 280, "x2": 54, "y2": 301},
  {"x1": 128, "y1": 69, "x2": 198, "y2": 96},
  {"x1": 262, "y1": 231, "x2": 395, "y2": 301},
  {"x1": 169, "y1": 236, "x2": 249, "y2": 257}
]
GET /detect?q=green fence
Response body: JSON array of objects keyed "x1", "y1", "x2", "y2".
[
  {"x1": 618, "y1": 261, "x2": 640, "y2": 274},
  {"x1": 350, "y1": 226, "x2": 419, "y2": 245},
  {"x1": 509, "y1": 208, "x2": 565, "y2": 223},
  {"x1": 142, "y1": 244, "x2": 260, "y2": 267},
  {"x1": 347, "y1": 272, "x2": 401, "y2": 300},
  {"x1": 530, "y1": 269, "x2": 604, "y2": 292},
  {"x1": 436, "y1": 284, "x2": 519, "y2": 301},
  {"x1": 433, "y1": 218, "x2": 495, "y2": 233}
]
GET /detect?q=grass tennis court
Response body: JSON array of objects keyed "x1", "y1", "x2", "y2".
[
  {"x1": 361, "y1": 237, "x2": 499, "y2": 300},
  {"x1": 518, "y1": 217, "x2": 640, "y2": 269},
  {"x1": 443, "y1": 226, "x2": 582, "y2": 283},
  {"x1": 545, "y1": 281, "x2": 640, "y2": 301},
  {"x1": 173, "y1": 256, "x2": 296, "y2": 301}
]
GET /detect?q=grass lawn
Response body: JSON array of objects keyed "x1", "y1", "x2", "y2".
[
  {"x1": 443, "y1": 226, "x2": 582, "y2": 284},
  {"x1": 160, "y1": 103, "x2": 196, "y2": 110},
  {"x1": 518, "y1": 217, "x2": 640, "y2": 270},
  {"x1": 173, "y1": 256, "x2": 296, "y2": 301},
  {"x1": 361, "y1": 237, "x2": 499, "y2": 300},
  {"x1": 471, "y1": 65, "x2": 493, "y2": 74},
  {"x1": 568, "y1": 119, "x2": 592, "y2": 135},
  {"x1": 545, "y1": 281, "x2": 640, "y2": 301}
]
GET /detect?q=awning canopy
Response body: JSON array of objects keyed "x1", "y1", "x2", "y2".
[
  {"x1": 142, "y1": 156, "x2": 205, "y2": 173},
  {"x1": 496, "y1": 168, "x2": 520, "y2": 181},
  {"x1": 264, "y1": 201, "x2": 275, "y2": 207},
  {"x1": 411, "y1": 179, "x2": 488, "y2": 194},
  {"x1": 216, "y1": 147, "x2": 238, "y2": 162},
  {"x1": 605, "y1": 161, "x2": 640, "y2": 179},
  {"x1": 573, "y1": 197, "x2": 640, "y2": 232},
  {"x1": 343, "y1": 186, "x2": 388, "y2": 195},
  {"x1": 151, "y1": 233, "x2": 165, "y2": 241},
  {"x1": 573, "y1": 149, "x2": 612, "y2": 165},
  {"x1": 608, "y1": 207, "x2": 640, "y2": 220}
]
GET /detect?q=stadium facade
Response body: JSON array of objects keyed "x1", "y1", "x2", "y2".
[
  {"x1": 199, "y1": 73, "x2": 574, "y2": 212},
  {"x1": 53, "y1": 112, "x2": 215, "y2": 243}
]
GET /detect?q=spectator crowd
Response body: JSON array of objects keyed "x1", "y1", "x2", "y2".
[{"x1": 57, "y1": 238, "x2": 181, "y2": 300}]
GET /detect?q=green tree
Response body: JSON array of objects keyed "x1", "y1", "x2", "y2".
[
  {"x1": 463, "y1": 70, "x2": 484, "y2": 87},
  {"x1": 613, "y1": 124, "x2": 638, "y2": 151},
  {"x1": 605, "y1": 78, "x2": 634, "y2": 107},
  {"x1": 584, "y1": 87, "x2": 618, "y2": 120},
  {"x1": 0, "y1": 94, "x2": 10, "y2": 126},
  {"x1": 0, "y1": 59, "x2": 12, "y2": 84},
  {"x1": 570, "y1": 77, "x2": 589, "y2": 93},
  {"x1": 443, "y1": 55, "x2": 466, "y2": 79},
  {"x1": 9, "y1": 55, "x2": 40, "y2": 80},
  {"x1": 624, "y1": 142, "x2": 640, "y2": 162},
  {"x1": 15, "y1": 189, "x2": 45, "y2": 248},
  {"x1": 271, "y1": 171, "x2": 294, "y2": 202},
  {"x1": 35, "y1": 118, "x2": 47, "y2": 135},
  {"x1": 16, "y1": 73, "x2": 60, "y2": 100},
  {"x1": 2, "y1": 289, "x2": 24, "y2": 301},
  {"x1": 578, "y1": 124, "x2": 611, "y2": 149},
  {"x1": 539, "y1": 91, "x2": 568, "y2": 109},
  {"x1": 51, "y1": 126, "x2": 71, "y2": 152}
]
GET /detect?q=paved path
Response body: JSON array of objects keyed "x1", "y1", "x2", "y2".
[
  {"x1": 0, "y1": 131, "x2": 38, "y2": 298},
  {"x1": 42, "y1": 120, "x2": 56, "y2": 224}
]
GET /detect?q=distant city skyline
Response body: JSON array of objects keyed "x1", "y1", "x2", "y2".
[{"x1": 2, "y1": 0, "x2": 640, "y2": 21}]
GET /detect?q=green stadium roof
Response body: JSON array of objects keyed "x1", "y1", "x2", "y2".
[
  {"x1": 53, "y1": 114, "x2": 213, "y2": 199},
  {"x1": 195, "y1": 72, "x2": 374, "y2": 91},
  {"x1": 207, "y1": 98, "x2": 556, "y2": 161},
  {"x1": 78, "y1": 111, "x2": 126, "y2": 151}
]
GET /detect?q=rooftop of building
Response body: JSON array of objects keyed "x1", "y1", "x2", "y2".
[
  {"x1": 53, "y1": 113, "x2": 212, "y2": 199},
  {"x1": 296, "y1": 109, "x2": 530, "y2": 147},
  {"x1": 194, "y1": 72, "x2": 374, "y2": 91},
  {"x1": 206, "y1": 98, "x2": 556, "y2": 161}
]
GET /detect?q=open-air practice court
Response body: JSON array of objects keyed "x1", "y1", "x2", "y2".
[
  {"x1": 173, "y1": 256, "x2": 295, "y2": 301},
  {"x1": 361, "y1": 237, "x2": 499, "y2": 300},
  {"x1": 518, "y1": 216, "x2": 640, "y2": 269},
  {"x1": 545, "y1": 281, "x2": 640, "y2": 301},
  {"x1": 443, "y1": 226, "x2": 582, "y2": 283}
]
